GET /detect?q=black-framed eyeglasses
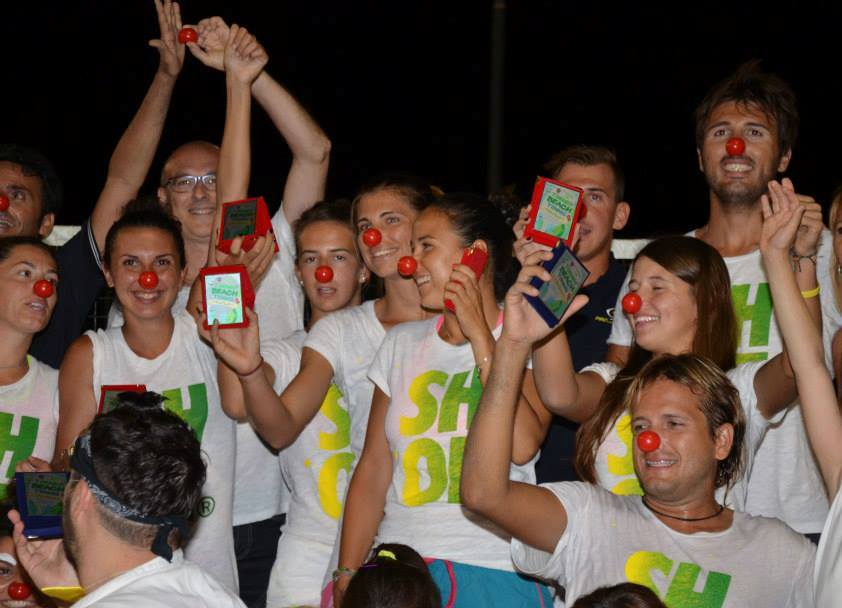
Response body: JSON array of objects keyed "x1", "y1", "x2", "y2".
[{"x1": 164, "y1": 173, "x2": 217, "y2": 193}]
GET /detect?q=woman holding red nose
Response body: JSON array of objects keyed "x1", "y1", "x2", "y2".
[
  {"x1": 55, "y1": 201, "x2": 239, "y2": 592},
  {"x1": 529, "y1": 182, "x2": 819, "y2": 508},
  {"x1": 0, "y1": 237, "x2": 59, "y2": 495}
]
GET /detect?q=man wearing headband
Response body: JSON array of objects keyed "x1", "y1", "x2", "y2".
[{"x1": 8, "y1": 392, "x2": 244, "y2": 607}]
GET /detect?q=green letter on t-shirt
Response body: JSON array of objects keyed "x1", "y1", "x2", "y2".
[
  {"x1": 162, "y1": 384, "x2": 208, "y2": 442},
  {"x1": 0, "y1": 413, "x2": 39, "y2": 499},
  {"x1": 438, "y1": 370, "x2": 482, "y2": 433},
  {"x1": 731, "y1": 283, "x2": 773, "y2": 363}
]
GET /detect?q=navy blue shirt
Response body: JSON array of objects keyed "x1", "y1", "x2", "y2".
[
  {"x1": 30, "y1": 221, "x2": 104, "y2": 368},
  {"x1": 535, "y1": 254, "x2": 626, "y2": 483}
]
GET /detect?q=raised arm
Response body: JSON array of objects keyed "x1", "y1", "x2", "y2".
[
  {"x1": 91, "y1": 0, "x2": 184, "y2": 251},
  {"x1": 520, "y1": 249, "x2": 606, "y2": 421},
  {"x1": 461, "y1": 263, "x2": 587, "y2": 553},
  {"x1": 752, "y1": 180, "x2": 824, "y2": 419},
  {"x1": 334, "y1": 388, "x2": 393, "y2": 605},
  {"x1": 54, "y1": 337, "x2": 98, "y2": 469},
  {"x1": 204, "y1": 307, "x2": 333, "y2": 449},
  {"x1": 190, "y1": 17, "x2": 331, "y2": 224},
  {"x1": 760, "y1": 181, "x2": 842, "y2": 498}
]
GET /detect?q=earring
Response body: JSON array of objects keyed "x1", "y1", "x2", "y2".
[{"x1": 837, "y1": 264, "x2": 842, "y2": 276}]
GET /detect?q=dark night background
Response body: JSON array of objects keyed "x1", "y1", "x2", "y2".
[{"x1": 4, "y1": 1, "x2": 840, "y2": 237}]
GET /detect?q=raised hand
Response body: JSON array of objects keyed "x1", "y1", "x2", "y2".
[
  {"x1": 782, "y1": 178, "x2": 824, "y2": 258},
  {"x1": 9, "y1": 509, "x2": 79, "y2": 591},
  {"x1": 213, "y1": 234, "x2": 277, "y2": 289},
  {"x1": 198, "y1": 305, "x2": 263, "y2": 376},
  {"x1": 224, "y1": 24, "x2": 269, "y2": 86},
  {"x1": 502, "y1": 249, "x2": 588, "y2": 345},
  {"x1": 149, "y1": 0, "x2": 185, "y2": 78},
  {"x1": 760, "y1": 180, "x2": 807, "y2": 257},
  {"x1": 187, "y1": 16, "x2": 230, "y2": 71},
  {"x1": 446, "y1": 262, "x2": 491, "y2": 346},
  {"x1": 512, "y1": 204, "x2": 551, "y2": 265}
]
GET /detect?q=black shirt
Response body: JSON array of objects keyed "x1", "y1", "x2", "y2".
[
  {"x1": 30, "y1": 221, "x2": 104, "y2": 368},
  {"x1": 535, "y1": 254, "x2": 626, "y2": 483}
]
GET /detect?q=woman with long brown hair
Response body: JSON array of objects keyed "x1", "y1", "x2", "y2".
[{"x1": 531, "y1": 203, "x2": 819, "y2": 504}]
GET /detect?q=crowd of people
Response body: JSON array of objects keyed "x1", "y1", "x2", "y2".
[{"x1": 1, "y1": 1, "x2": 840, "y2": 606}]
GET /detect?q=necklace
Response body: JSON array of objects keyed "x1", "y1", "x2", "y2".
[{"x1": 642, "y1": 497, "x2": 725, "y2": 522}]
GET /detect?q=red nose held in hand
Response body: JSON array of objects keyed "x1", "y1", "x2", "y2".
[
  {"x1": 637, "y1": 430, "x2": 661, "y2": 453},
  {"x1": 315, "y1": 265, "x2": 334, "y2": 283},
  {"x1": 622, "y1": 292, "x2": 642, "y2": 314},
  {"x1": 33, "y1": 279, "x2": 54, "y2": 298},
  {"x1": 725, "y1": 137, "x2": 745, "y2": 157},
  {"x1": 398, "y1": 256, "x2": 417, "y2": 277},
  {"x1": 0, "y1": 195, "x2": 9, "y2": 212},
  {"x1": 362, "y1": 228, "x2": 382, "y2": 247},
  {"x1": 139, "y1": 271, "x2": 159, "y2": 289},
  {"x1": 178, "y1": 27, "x2": 198, "y2": 44},
  {"x1": 8, "y1": 581, "x2": 31, "y2": 600}
]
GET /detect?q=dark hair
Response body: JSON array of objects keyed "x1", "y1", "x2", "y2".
[
  {"x1": 488, "y1": 190, "x2": 525, "y2": 229},
  {"x1": 351, "y1": 173, "x2": 438, "y2": 227},
  {"x1": 89, "y1": 391, "x2": 206, "y2": 542},
  {"x1": 293, "y1": 198, "x2": 354, "y2": 254},
  {"x1": 103, "y1": 197, "x2": 186, "y2": 270},
  {"x1": 576, "y1": 236, "x2": 736, "y2": 484},
  {"x1": 0, "y1": 236, "x2": 57, "y2": 266},
  {"x1": 694, "y1": 60, "x2": 799, "y2": 158},
  {"x1": 572, "y1": 583, "x2": 667, "y2": 608},
  {"x1": 625, "y1": 354, "x2": 746, "y2": 490},
  {"x1": 544, "y1": 145, "x2": 626, "y2": 203},
  {"x1": 0, "y1": 144, "x2": 63, "y2": 218},
  {"x1": 426, "y1": 192, "x2": 517, "y2": 301},
  {"x1": 343, "y1": 543, "x2": 441, "y2": 608}
]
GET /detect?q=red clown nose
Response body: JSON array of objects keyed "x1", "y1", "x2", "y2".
[
  {"x1": 0, "y1": 195, "x2": 9, "y2": 212},
  {"x1": 622, "y1": 292, "x2": 642, "y2": 314},
  {"x1": 637, "y1": 430, "x2": 661, "y2": 453},
  {"x1": 138, "y1": 271, "x2": 159, "y2": 289},
  {"x1": 178, "y1": 27, "x2": 198, "y2": 44},
  {"x1": 315, "y1": 265, "x2": 333, "y2": 283},
  {"x1": 33, "y1": 279, "x2": 54, "y2": 298},
  {"x1": 362, "y1": 228, "x2": 382, "y2": 247},
  {"x1": 725, "y1": 137, "x2": 745, "y2": 157},
  {"x1": 8, "y1": 581, "x2": 31, "y2": 600},
  {"x1": 397, "y1": 256, "x2": 417, "y2": 277}
]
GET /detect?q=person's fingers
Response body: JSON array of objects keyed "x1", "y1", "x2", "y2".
[
  {"x1": 173, "y1": 1, "x2": 183, "y2": 31},
  {"x1": 508, "y1": 280, "x2": 541, "y2": 299},
  {"x1": 523, "y1": 248, "x2": 554, "y2": 267},
  {"x1": 781, "y1": 177, "x2": 796, "y2": 193},
  {"x1": 761, "y1": 194, "x2": 772, "y2": 220},
  {"x1": 559, "y1": 294, "x2": 590, "y2": 324}
]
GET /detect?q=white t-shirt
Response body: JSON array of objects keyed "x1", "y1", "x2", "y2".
[
  {"x1": 304, "y1": 300, "x2": 385, "y2": 459},
  {"x1": 511, "y1": 482, "x2": 815, "y2": 606},
  {"x1": 606, "y1": 230, "x2": 842, "y2": 533},
  {"x1": 262, "y1": 331, "x2": 356, "y2": 607},
  {"x1": 71, "y1": 550, "x2": 245, "y2": 608},
  {"x1": 816, "y1": 487, "x2": 842, "y2": 607},
  {"x1": 232, "y1": 208, "x2": 303, "y2": 526},
  {"x1": 582, "y1": 360, "x2": 770, "y2": 511},
  {"x1": 368, "y1": 316, "x2": 536, "y2": 571},
  {"x1": 0, "y1": 357, "x2": 58, "y2": 500},
  {"x1": 87, "y1": 311, "x2": 237, "y2": 592}
]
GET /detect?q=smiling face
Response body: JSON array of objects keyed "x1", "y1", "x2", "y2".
[
  {"x1": 104, "y1": 227, "x2": 185, "y2": 322},
  {"x1": 631, "y1": 378, "x2": 732, "y2": 503},
  {"x1": 0, "y1": 162, "x2": 54, "y2": 239},
  {"x1": 553, "y1": 162, "x2": 629, "y2": 264},
  {"x1": 355, "y1": 189, "x2": 419, "y2": 280},
  {"x1": 0, "y1": 244, "x2": 58, "y2": 336},
  {"x1": 410, "y1": 208, "x2": 468, "y2": 311},
  {"x1": 296, "y1": 220, "x2": 366, "y2": 317},
  {"x1": 628, "y1": 256, "x2": 697, "y2": 355},
  {"x1": 697, "y1": 101, "x2": 791, "y2": 209},
  {"x1": 157, "y1": 143, "x2": 219, "y2": 244}
]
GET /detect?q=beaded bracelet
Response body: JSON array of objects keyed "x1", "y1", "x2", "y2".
[{"x1": 332, "y1": 566, "x2": 356, "y2": 583}]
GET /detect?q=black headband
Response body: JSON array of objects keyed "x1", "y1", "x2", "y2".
[{"x1": 70, "y1": 434, "x2": 189, "y2": 562}]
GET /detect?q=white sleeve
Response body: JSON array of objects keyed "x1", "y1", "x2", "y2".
[
  {"x1": 510, "y1": 481, "x2": 599, "y2": 584},
  {"x1": 261, "y1": 337, "x2": 304, "y2": 394},
  {"x1": 304, "y1": 313, "x2": 343, "y2": 378},
  {"x1": 817, "y1": 231, "x2": 842, "y2": 370},
  {"x1": 272, "y1": 203, "x2": 298, "y2": 260},
  {"x1": 367, "y1": 328, "x2": 397, "y2": 398},
  {"x1": 579, "y1": 361, "x2": 620, "y2": 385},
  {"x1": 727, "y1": 361, "x2": 776, "y2": 459},
  {"x1": 607, "y1": 268, "x2": 633, "y2": 347}
]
